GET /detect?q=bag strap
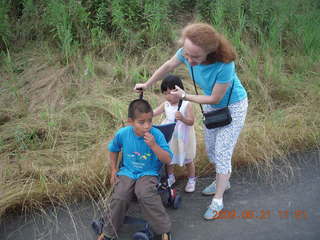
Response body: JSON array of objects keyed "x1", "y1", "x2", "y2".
[
  {"x1": 174, "y1": 99, "x2": 183, "y2": 123},
  {"x1": 190, "y1": 66, "x2": 234, "y2": 115}
]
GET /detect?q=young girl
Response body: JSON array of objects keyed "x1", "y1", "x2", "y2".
[{"x1": 154, "y1": 75, "x2": 197, "y2": 193}]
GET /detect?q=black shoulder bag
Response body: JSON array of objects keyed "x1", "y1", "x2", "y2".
[{"x1": 190, "y1": 66, "x2": 234, "y2": 129}]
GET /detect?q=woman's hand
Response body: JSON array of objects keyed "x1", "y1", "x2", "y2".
[
  {"x1": 171, "y1": 85, "x2": 186, "y2": 99},
  {"x1": 134, "y1": 83, "x2": 148, "y2": 92}
]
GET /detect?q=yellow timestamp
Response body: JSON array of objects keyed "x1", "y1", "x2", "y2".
[{"x1": 213, "y1": 209, "x2": 309, "y2": 220}]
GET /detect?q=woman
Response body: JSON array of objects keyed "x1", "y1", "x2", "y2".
[{"x1": 134, "y1": 22, "x2": 248, "y2": 220}]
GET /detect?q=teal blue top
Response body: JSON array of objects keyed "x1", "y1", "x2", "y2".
[
  {"x1": 108, "y1": 126, "x2": 173, "y2": 180},
  {"x1": 176, "y1": 48, "x2": 247, "y2": 108}
]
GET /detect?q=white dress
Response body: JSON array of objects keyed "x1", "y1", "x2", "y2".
[{"x1": 162, "y1": 101, "x2": 196, "y2": 166}]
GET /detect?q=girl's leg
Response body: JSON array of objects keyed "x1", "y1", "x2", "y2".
[
  {"x1": 185, "y1": 161, "x2": 196, "y2": 192},
  {"x1": 185, "y1": 161, "x2": 195, "y2": 178},
  {"x1": 167, "y1": 164, "x2": 174, "y2": 176}
]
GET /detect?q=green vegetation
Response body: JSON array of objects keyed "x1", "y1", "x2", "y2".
[{"x1": 0, "y1": 0, "x2": 319, "y2": 217}]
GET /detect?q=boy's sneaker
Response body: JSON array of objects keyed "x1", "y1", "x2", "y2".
[
  {"x1": 97, "y1": 233, "x2": 114, "y2": 240},
  {"x1": 203, "y1": 201, "x2": 224, "y2": 220},
  {"x1": 162, "y1": 232, "x2": 172, "y2": 240},
  {"x1": 154, "y1": 232, "x2": 172, "y2": 240},
  {"x1": 185, "y1": 178, "x2": 196, "y2": 193},
  {"x1": 167, "y1": 175, "x2": 175, "y2": 187},
  {"x1": 201, "y1": 180, "x2": 231, "y2": 196},
  {"x1": 91, "y1": 218, "x2": 114, "y2": 240}
]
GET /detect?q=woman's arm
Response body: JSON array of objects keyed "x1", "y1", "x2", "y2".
[
  {"x1": 153, "y1": 102, "x2": 165, "y2": 117},
  {"x1": 134, "y1": 55, "x2": 182, "y2": 90},
  {"x1": 173, "y1": 83, "x2": 229, "y2": 105}
]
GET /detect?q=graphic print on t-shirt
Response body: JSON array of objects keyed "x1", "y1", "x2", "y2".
[{"x1": 127, "y1": 152, "x2": 152, "y2": 169}]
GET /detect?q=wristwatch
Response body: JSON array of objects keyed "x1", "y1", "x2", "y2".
[{"x1": 181, "y1": 91, "x2": 186, "y2": 100}]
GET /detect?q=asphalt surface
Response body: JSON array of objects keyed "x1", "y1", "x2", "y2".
[{"x1": 1, "y1": 150, "x2": 320, "y2": 240}]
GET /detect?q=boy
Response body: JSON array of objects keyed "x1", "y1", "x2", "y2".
[{"x1": 100, "y1": 99, "x2": 173, "y2": 240}]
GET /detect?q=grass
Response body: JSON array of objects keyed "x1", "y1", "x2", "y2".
[{"x1": 1, "y1": 0, "x2": 320, "y2": 220}]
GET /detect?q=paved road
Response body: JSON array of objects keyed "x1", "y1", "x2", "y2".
[{"x1": 1, "y1": 151, "x2": 320, "y2": 240}]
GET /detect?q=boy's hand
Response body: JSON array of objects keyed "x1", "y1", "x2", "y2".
[
  {"x1": 110, "y1": 169, "x2": 118, "y2": 185},
  {"x1": 144, "y1": 132, "x2": 156, "y2": 148},
  {"x1": 144, "y1": 132, "x2": 171, "y2": 164},
  {"x1": 175, "y1": 111, "x2": 184, "y2": 121}
]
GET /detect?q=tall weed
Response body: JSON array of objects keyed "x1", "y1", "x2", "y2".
[
  {"x1": 16, "y1": 0, "x2": 40, "y2": 42},
  {"x1": 0, "y1": 0, "x2": 11, "y2": 50},
  {"x1": 293, "y1": 10, "x2": 320, "y2": 58},
  {"x1": 197, "y1": 0, "x2": 320, "y2": 58},
  {"x1": 91, "y1": 0, "x2": 111, "y2": 29},
  {"x1": 110, "y1": 0, "x2": 173, "y2": 51},
  {"x1": 44, "y1": 0, "x2": 74, "y2": 64},
  {"x1": 144, "y1": 0, "x2": 172, "y2": 44},
  {"x1": 44, "y1": 0, "x2": 89, "y2": 64},
  {"x1": 89, "y1": 1, "x2": 111, "y2": 50}
]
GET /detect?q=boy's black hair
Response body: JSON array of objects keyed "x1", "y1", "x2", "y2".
[
  {"x1": 128, "y1": 99, "x2": 153, "y2": 119},
  {"x1": 161, "y1": 75, "x2": 184, "y2": 93}
]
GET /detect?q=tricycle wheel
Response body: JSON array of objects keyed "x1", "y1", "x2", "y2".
[
  {"x1": 133, "y1": 231, "x2": 150, "y2": 240},
  {"x1": 173, "y1": 194, "x2": 182, "y2": 209}
]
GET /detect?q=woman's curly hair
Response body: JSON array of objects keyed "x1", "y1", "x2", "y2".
[{"x1": 180, "y1": 23, "x2": 236, "y2": 63}]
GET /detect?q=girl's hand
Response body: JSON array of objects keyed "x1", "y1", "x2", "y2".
[
  {"x1": 134, "y1": 83, "x2": 148, "y2": 92},
  {"x1": 175, "y1": 111, "x2": 184, "y2": 121},
  {"x1": 171, "y1": 85, "x2": 186, "y2": 99},
  {"x1": 144, "y1": 132, "x2": 156, "y2": 148}
]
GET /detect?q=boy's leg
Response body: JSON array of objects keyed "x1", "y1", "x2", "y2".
[
  {"x1": 104, "y1": 175, "x2": 135, "y2": 238},
  {"x1": 135, "y1": 176, "x2": 171, "y2": 235}
]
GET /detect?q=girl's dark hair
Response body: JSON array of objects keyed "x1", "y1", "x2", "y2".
[
  {"x1": 128, "y1": 99, "x2": 153, "y2": 119},
  {"x1": 161, "y1": 75, "x2": 184, "y2": 93}
]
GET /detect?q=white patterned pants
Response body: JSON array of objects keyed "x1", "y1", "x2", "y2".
[{"x1": 204, "y1": 98, "x2": 248, "y2": 174}]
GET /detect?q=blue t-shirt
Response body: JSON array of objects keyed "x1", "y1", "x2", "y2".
[
  {"x1": 176, "y1": 48, "x2": 247, "y2": 108},
  {"x1": 108, "y1": 126, "x2": 173, "y2": 180}
]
